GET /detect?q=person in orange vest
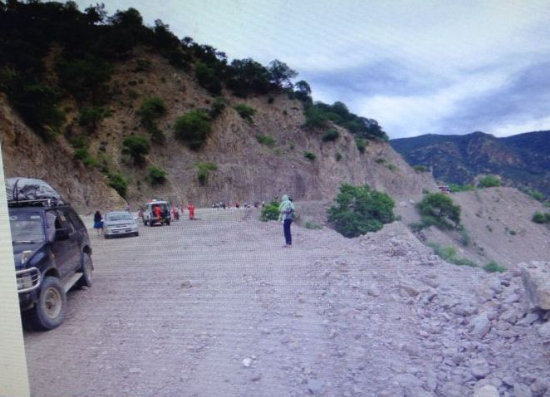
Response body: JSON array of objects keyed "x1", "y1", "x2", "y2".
[
  {"x1": 187, "y1": 203, "x2": 195, "y2": 220},
  {"x1": 153, "y1": 205, "x2": 162, "y2": 221}
]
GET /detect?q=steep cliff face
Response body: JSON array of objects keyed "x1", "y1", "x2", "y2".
[
  {"x1": 0, "y1": 94, "x2": 126, "y2": 213},
  {"x1": 1, "y1": 52, "x2": 436, "y2": 211}
]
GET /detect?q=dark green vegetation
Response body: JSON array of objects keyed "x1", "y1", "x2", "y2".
[
  {"x1": 148, "y1": 165, "x2": 167, "y2": 185},
  {"x1": 478, "y1": 175, "x2": 501, "y2": 188},
  {"x1": 322, "y1": 129, "x2": 340, "y2": 142},
  {"x1": 234, "y1": 104, "x2": 256, "y2": 121},
  {"x1": 256, "y1": 134, "x2": 276, "y2": 147},
  {"x1": 483, "y1": 260, "x2": 506, "y2": 273},
  {"x1": 391, "y1": 131, "x2": 550, "y2": 198},
  {"x1": 304, "y1": 101, "x2": 387, "y2": 152},
  {"x1": 413, "y1": 193, "x2": 461, "y2": 230},
  {"x1": 303, "y1": 151, "x2": 316, "y2": 161},
  {"x1": 327, "y1": 184, "x2": 395, "y2": 238},
  {"x1": 260, "y1": 201, "x2": 280, "y2": 222},
  {"x1": 139, "y1": 97, "x2": 167, "y2": 143},
  {"x1": 428, "y1": 243, "x2": 477, "y2": 268},
  {"x1": 532, "y1": 212, "x2": 550, "y2": 224},
  {"x1": 122, "y1": 135, "x2": 150, "y2": 165},
  {"x1": 174, "y1": 110, "x2": 212, "y2": 150},
  {"x1": 195, "y1": 162, "x2": 217, "y2": 186}
]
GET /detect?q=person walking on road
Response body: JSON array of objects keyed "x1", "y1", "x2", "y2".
[
  {"x1": 93, "y1": 210, "x2": 103, "y2": 236},
  {"x1": 188, "y1": 203, "x2": 195, "y2": 220},
  {"x1": 279, "y1": 195, "x2": 295, "y2": 247}
]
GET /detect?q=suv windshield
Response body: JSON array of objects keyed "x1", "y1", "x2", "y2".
[{"x1": 9, "y1": 211, "x2": 45, "y2": 243}]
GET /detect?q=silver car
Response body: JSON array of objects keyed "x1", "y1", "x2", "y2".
[{"x1": 104, "y1": 211, "x2": 139, "y2": 239}]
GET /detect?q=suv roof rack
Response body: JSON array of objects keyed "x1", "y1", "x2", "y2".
[{"x1": 6, "y1": 177, "x2": 66, "y2": 207}]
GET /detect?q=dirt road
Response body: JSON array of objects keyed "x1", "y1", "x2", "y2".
[
  {"x1": 24, "y1": 209, "x2": 354, "y2": 396},
  {"x1": 23, "y1": 208, "x2": 550, "y2": 397}
]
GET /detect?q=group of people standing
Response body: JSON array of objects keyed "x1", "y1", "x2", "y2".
[{"x1": 94, "y1": 196, "x2": 296, "y2": 248}]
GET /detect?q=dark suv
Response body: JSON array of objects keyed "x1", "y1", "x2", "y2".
[{"x1": 8, "y1": 179, "x2": 93, "y2": 330}]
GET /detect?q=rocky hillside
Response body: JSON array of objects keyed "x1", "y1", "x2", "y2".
[
  {"x1": 391, "y1": 131, "x2": 550, "y2": 198},
  {"x1": 0, "y1": 2, "x2": 435, "y2": 212}
]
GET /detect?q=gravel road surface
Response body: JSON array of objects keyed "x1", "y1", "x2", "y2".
[{"x1": 24, "y1": 209, "x2": 355, "y2": 397}]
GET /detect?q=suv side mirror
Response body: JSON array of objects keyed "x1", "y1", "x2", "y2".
[{"x1": 55, "y1": 228, "x2": 70, "y2": 241}]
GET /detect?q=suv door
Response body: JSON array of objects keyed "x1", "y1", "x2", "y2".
[{"x1": 47, "y1": 209, "x2": 81, "y2": 279}]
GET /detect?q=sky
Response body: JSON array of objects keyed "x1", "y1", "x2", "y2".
[{"x1": 73, "y1": 0, "x2": 550, "y2": 139}]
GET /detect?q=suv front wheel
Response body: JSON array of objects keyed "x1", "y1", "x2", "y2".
[
  {"x1": 76, "y1": 252, "x2": 93, "y2": 288},
  {"x1": 28, "y1": 276, "x2": 67, "y2": 330}
]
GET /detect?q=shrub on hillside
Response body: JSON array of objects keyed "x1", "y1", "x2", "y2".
[
  {"x1": 234, "y1": 104, "x2": 256, "y2": 121},
  {"x1": 417, "y1": 193, "x2": 461, "y2": 230},
  {"x1": 107, "y1": 171, "x2": 128, "y2": 198},
  {"x1": 256, "y1": 134, "x2": 276, "y2": 147},
  {"x1": 122, "y1": 135, "x2": 150, "y2": 165},
  {"x1": 260, "y1": 201, "x2": 280, "y2": 222},
  {"x1": 478, "y1": 175, "x2": 501, "y2": 188},
  {"x1": 79, "y1": 106, "x2": 111, "y2": 131},
  {"x1": 303, "y1": 151, "x2": 316, "y2": 161},
  {"x1": 209, "y1": 97, "x2": 227, "y2": 118},
  {"x1": 483, "y1": 260, "x2": 506, "y2": 273},
  {"x1": 196, "y1": 162, "x2": 217, "y2": 186},
  {"x1": 449, "y1": 183, "x2": 475, "y2": 192},
  {"x1": 327, "y1": 184, "x2": 395, "y2": 238},
  {"x1": 174, "y1": 110, "x2": 212, "y2": 150},
  {"x1": 139, "y1": 97, "x2": 166, "y2": 124},
  {"x1": 73, "y1": 148, "x2": 97, "y2": 167},
  {"x1": 149, "y1": 165, "x2": 167, "y2": 185},
  {"x1": 413, "y1": 165, "x2": 429, "y2": 173},
  {"x1": 322, "y1": 129, "x2": 340, "y2": 142},
  {"x1": 355, "y1": 137, "x2": 366, "y2": 153},
  {"x1": 532, "y1": 212, "x2": 550, "y2": 224},
  {"x1": 428, "y1": 243, "x2": 477, "y2": 268}
]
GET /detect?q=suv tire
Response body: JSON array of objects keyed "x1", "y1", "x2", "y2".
[
  {"x1": 29, "y1": 276, "x2": 67, "y2": 330},
  {"x1": 76, "y1": 252, "x2": 93, "y2": 288}
]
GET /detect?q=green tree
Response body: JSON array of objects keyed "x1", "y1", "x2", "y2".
[
  {"x1": 268, "y1": 59, "x2": 297, "y2": 89},
  {"x1": 195, "y1": 62, "x2": 222, "y2": 95},
  {"x1": 122, "y1": 135, "x2": 150, "y2": 165},
  {"x1": 417, "y1": 193, "x2": 461, "y2": 229},
  {"x1": 327, "y1": 184, "x2": 395, "y2": 238},
  {"x1": 174, "y1": 110, "x2": 212, "y2": 150}
]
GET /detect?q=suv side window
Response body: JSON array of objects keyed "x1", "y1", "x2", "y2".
[{"x1": 57, "y1": 210, "x2": 75, "y2": 233}]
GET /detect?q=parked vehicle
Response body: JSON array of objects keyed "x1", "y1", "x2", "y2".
[
  {"x1": 104, "y1": 210, "x2": 139, "y2": 238},
  {"x1": 7, "y1": 178, "x2": 93, "y2": 330},
  {"x1": 142, "y1": 200, "x2": 171, "y2": 226}
]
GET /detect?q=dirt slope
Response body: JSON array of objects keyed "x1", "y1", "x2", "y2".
[{"x1": 412, "y1": 187, "x2": 550, "y2": 269}]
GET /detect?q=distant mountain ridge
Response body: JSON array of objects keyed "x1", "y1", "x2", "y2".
[{"x1": 390, "y1": 130, "x2": 550, "y2": 197}]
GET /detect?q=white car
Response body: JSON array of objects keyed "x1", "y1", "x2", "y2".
[{"x1": 104, "y1": 211, "x2": 139, "y2": 239}]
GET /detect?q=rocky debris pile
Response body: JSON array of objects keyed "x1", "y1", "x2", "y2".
[{"x1": 294, "y1": 223, "x2": 550, "y2": 396}]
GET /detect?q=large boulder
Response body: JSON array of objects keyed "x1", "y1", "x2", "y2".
[{"x1": 520, "y1": 262, "x2": 550, "y2": 310}]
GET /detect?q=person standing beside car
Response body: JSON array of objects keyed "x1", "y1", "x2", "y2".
[
  {"x1": 278, "y1": 195, "x2": 295, "y2": 247},
  {"x1": 93, "y1": 210, "x2": 103, "y2": 236}
]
